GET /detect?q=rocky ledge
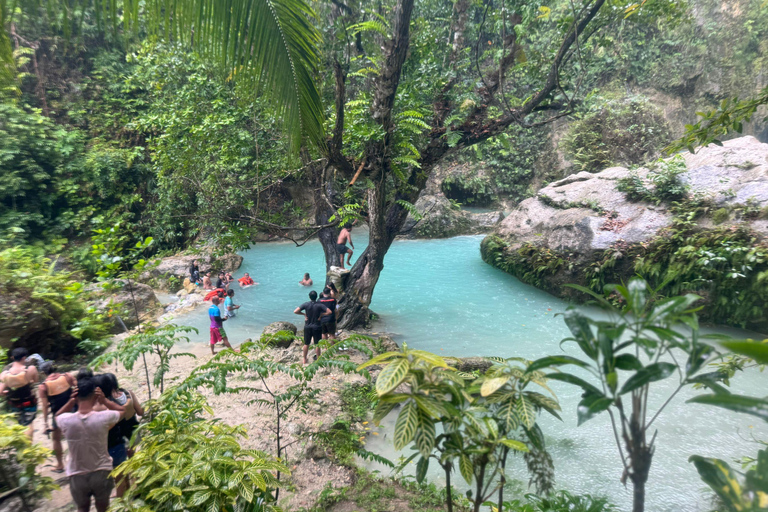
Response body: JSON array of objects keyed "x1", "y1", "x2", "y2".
[
  {"x1": 481, "y1": 136, "x2": 768, "y2": 327},
  {"x1": 400, "y1": 193, "x2": 504, "y2": 238}
]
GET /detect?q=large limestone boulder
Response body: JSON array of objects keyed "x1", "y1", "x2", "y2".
[
  {"x1": 401, "y1": 194, "x2": 505, "y2": 238},
  {"x1": 263, "y1": 321, "x2": 298, "y2": 336},
  {"x1": 491, "y1": 136, "x2": 768, "y2": 265},
  {"x1": 92, "y1": 280, "x2": 164, "y2": 330}
]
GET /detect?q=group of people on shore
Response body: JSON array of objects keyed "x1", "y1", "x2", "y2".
[{"x1": 1, "y1": 348, "x2": 143, "y2": 512}]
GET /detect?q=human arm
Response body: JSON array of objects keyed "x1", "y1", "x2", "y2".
[
  {"x1": 128, "y1": 389, "x2": 144, "y2": 417},
  {"x1": 27, "y1": 366, "x2": 39, "y2": 383},
  {"x1": 294, "y1": 306, "x2": 308, "y2": 321},
  {"x1": 55, "y1": 393, "x2": 78, "y2": 417},
  {"x1": 95, "y1": 388, "x2": 125, "y2": 419},
  {"x1": 38, "y1": 384, "x2": 50, "y2": 427},
  {"x1": 348, "y1": 233, "x2": 354, "y2": 249}
]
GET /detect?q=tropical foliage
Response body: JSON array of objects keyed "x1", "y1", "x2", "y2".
[
  {"x1": 362, "y1": 345, "x2": 560, "y2": 512},
  {"x1": 110, "y1": 389, "x2": 286, "y2": 512},
  {"x1": 90, "y1": 324, "x2": 196, "y2": 395},
  {"x1": 528, "y1": 278, "x2": 732, "y2": 512},
  {"x1": 0, "y1": 415, "x2": 58, "y2": 510}
]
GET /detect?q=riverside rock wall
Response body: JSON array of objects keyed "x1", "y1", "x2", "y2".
[{"x1": 481, "y1": 136, "x2": 768, "y2": 327}]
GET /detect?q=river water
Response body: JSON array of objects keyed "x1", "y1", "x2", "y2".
[{"x1": 165, "y1": 234, "x2": 767, "y2": 512}]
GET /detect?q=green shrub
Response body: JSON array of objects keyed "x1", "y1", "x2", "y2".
[
  {"x1": 562, "y1": 97, "x2": 671, "y2": 174},
  {"x1": 0, "y1": 415, "x2": 58, "y2": 508},
  {"x1": 503, "y1": 491, "x2": 617, "y2": 512},
  {"x1": 712, "y1": 208, "x2": 730, "y2": 225},
  {"x1": 111, "y1": 389, "x2": 286, "y2": 512},
  {"x1": 616, "y1": 156, "x2": 688, "y2": 204}
]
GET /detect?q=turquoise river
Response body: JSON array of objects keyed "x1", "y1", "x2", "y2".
[{"x1": 165, "y1": 233, "x2": 768, "y2": 512}]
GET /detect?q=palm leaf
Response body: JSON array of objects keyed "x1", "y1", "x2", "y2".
[{"x1": 156, "y1": 0, "x2": 325, "y2": 152}]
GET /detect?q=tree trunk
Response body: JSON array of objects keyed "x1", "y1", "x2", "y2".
[
  {"x1": 632, "y1": 479, "x2": 645, "y2": 512},
  {"x1": 313, "y1": 164, "x2": 341, "y2": 271}
]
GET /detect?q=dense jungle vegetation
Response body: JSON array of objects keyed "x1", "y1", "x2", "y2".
[{"x1": 1, "y1": 0, "x2": 768, "y2": 511}]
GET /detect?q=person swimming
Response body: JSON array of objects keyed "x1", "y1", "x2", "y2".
[
  {"x1": 238, "y1": 273, "x2": 256, "y2": 286},
  {"x1": 299, "y1": 273, "x2": 313, "y2": 286},
  {"x1": 336, "y1": 224, "x2": 354, "y2": 269}
]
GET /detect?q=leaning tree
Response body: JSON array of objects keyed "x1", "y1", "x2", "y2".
[{"x1": 312, "y1": 0, "x2": 659, "y2": 327}]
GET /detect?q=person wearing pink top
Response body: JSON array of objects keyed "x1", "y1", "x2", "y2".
[{"x1": 56, "y1": 375, "x2": 125, "y2": 512}]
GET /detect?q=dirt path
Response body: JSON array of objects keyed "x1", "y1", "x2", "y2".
[{"x1": 30, "y1": 332, "x2": 392, "y2": 512}]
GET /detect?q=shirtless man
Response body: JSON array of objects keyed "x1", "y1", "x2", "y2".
[
  {"x1": 0, "y1": 348, "x2": 40, "y2": 440},
  {"x1": 202, "y1": 272, "x2": 213, "y2": 290},
  {"x1": 336, "y1": 224, "x2": 354, "y2": 269},
  {"x1": 299, "y1": 273, "x2": 313, "y2": 286}
]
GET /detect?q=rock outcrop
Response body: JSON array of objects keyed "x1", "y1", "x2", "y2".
[
  {"x1": 142, "y1": 252, "x2": 244, "y2": 289},
  {"x1": 91, "y1": 280, "x2": 164, "y2": 331},
  {"x1": 482, "y1": 136, "x2": 768, "y2": 323},
  {"x1": 400, "y1": 194, "x2": 505, "y2": 238}
]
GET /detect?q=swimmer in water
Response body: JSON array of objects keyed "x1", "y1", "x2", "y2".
[{"x1": 299, "y1": 273, "x2": 313, "y2": 286}]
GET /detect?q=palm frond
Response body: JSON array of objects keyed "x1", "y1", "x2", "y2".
[{"x1": 150, "y1": 0, "x2": 325, "y2": 152}]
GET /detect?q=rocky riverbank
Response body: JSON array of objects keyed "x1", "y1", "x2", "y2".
[{"x1": 481, "y1": 136, "x2": 768, "y2": 329}]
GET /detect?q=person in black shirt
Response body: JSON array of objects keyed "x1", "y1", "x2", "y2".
[
  {"x1": 215, "y1": 272, "x2": 228, "y2": 290},
  {"x1": 319, "y1": 287, "x2": 337, "y2": 343},
  {"x1": 294, "y1": 291, "x2": 332, "y2": 364},
  {"x1": 189, "y1": 260, "x2": 201, "y2": 284}
]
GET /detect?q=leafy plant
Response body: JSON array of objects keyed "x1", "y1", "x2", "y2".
[
  {"x1": 686, "y1": 340, "x2": 768, "y2": 511},
  {"x1": 361, "y1": 345, "x2": 560, "y2": 512},
  {"x1": 110, "y1": 388, "x2": 286, "y2": 512},
  {"x1": 182, "y1": 335, "x2": 374, "y2": 499},
  {"x1": 0, "y1": 415, "x2": 58, "y2": 510},
  {"x1": 528, "y1": 278, "x2": 730, "y2": 512},
  {"x1": 502, "y1": 491, "x2": 617, "y2": 512},
  {"x1": 90, "y1": 324, "x2": 197, "y2": 395},
  {"x1": 616, "y1": 156, "x2": 688, "y2": 204}
]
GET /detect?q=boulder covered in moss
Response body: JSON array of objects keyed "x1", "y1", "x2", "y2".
[{"x1": 482, "y1": 136, "x2": 768, "y2": 328}]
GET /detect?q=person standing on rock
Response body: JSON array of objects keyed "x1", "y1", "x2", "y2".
[
  {"x1": 319, "y1": 287, "x2": 337, "y2": 344},
  {"x1": 0, "y1": 348, "x2": 39, "y2": 440},
  {"x1": 294, "y1": 291, "x2": 332, "y2": 364},
  {"x1": 56, "y1": 376, "x2": 125, "y2": 512},
  {"x1": 336, "y1": 224, "x2": 355, "y2": 269},
  {"x1": 38, "y1": 362, "x2": 76, "y2": 472},
  {"x1": 209, "y1": 296, "x2": 233, "y2": 354}
]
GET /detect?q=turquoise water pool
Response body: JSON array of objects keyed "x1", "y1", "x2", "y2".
[{"x1": 166, "y1": 233, "x2": 768, "y2": 512}]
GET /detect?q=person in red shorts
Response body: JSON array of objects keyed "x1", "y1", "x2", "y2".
[{"x1": 209, "y1": 297, "x2": 233, "y2": 355}]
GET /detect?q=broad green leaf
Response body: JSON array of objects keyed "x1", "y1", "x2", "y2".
[
  {"x1": 687, "y1": 394, "x2": 768, "y2": 422},
  {"x1": 481, "y1": 376, "x2": 510, "y2": 397},
  {"x1": 498, "y1": 401, "x2": 520, "y2": 431},
  {"x1": 577, "y1": 393, "x2": 613, "y2": 426},
  {"x1": 407, "y1": 350, "x2": 451, "y2": 368},
  {"x1": 526, "y1": 355, "x2": 592, "y2": 373},
  {"x1": 414, "y1": 413, "x2": 436, "y2": 457},
  {"x1": 686, "y1": 343, "x2": 714, "y2": 375},
  {"x1": 375, "y1": 358, "x2": 410, "y2": 396},
  {"x1": 619, "y1": 362, "x2": 676, "y2": 395},
  {"x1": 357, "y1": 352, "x2": 400, "y2": 370},
  {"x1": 516, "y1": 394, "x2": 537, "y2": 429},
  {"x1": 689, "y1": 455, "x2": 745, "y2": 509},
  {"x1": 459, "y1": 455, "x2": 474, "y2": 484},
  {"x1": 414, "y1": 395, "x2": 447, "y2": 419},
  {"x1": 614, "y1": 354, "x2": 643, "y2": 371},
  {"x1": 500, "y1": 439, "x2": 529, "y2": 452},
  {"x1": 416, "y1": 456, "x2": 429, "y2": 483},
  {"x1": 545, "y1": 372, "x2": 602, "y2": 396},
  {"x1": 394, "y1": 401, "x2": 419, "y2": 450},
  {"x1": 721, "y1": 340, "x2": 768, "y2": 365}
]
